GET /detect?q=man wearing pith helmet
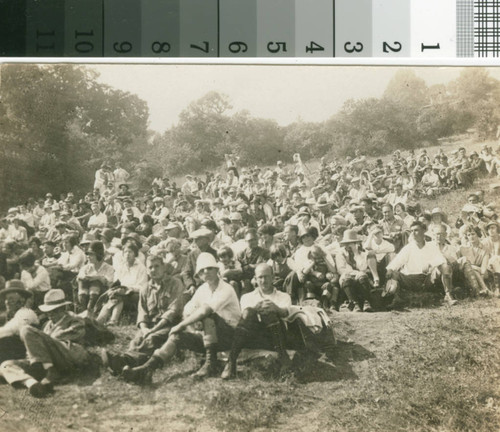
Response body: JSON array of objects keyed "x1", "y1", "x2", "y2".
[
  {"x1": 122, "y1": 252, "x2": 241, "y2": 385},
  {"x1": 0, "y1": 288, "x2": 89, "y2": 398}
]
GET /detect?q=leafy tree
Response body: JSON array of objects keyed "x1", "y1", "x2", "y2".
[{"x1": 0, "y1": 64, "x2": 150, "y2": 210}]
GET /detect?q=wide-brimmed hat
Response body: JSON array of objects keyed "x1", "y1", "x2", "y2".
[
  {"x1": 80, "y1": 232, "x2": 96, "y2": 245},
  {"x1": 121, "y1": 233, "x2": 143, "y2": 249},
  {"x1": 315, "y1": 197, "x2": 333, "y2": 209},
  {"x1": 485, "y1": 220, "x2": 499, "y2": 230},
  {"x1": 461, "y1": 204, "x2": 480, "y2": 214},
  {"x1": 329, "y1": 215, "x2": 347, "y2": 226},
  {"x1": 189, "y1": 228, "x2": 213, "y2": 239},
  {"x1": 297, "y1": 206, "x2": 311, "y2": 217},
  {"x1": 431, "y1": 207, "x2": 447, "y2": 220},
  {"x1": 340, "y1": 229, "x2": 362, "y2": 244},
  {"x1": 298, "y1": 226, "x2": 319, "y2": 240},
  {"x1": 349, "y1": 203, "x2": 364, "y2": 213},
  {"x1": 39, "y1": 289, "x2": 72, "y2": 312},
  {"x1": 0, "y1": 279, "x2": 31, "y2": 299},
  {"x1": 236, "y1": 203, "x2": 249, "y2": 212},
  {"x1": 229, "y1": 212, "x2": 242, "y2": 221},
  {"x1": 164, "y1": 221, "x2": 182, "y2": 231},
  {"x1": 195, "y1": 252, "x2": 218, "y2": 275}
]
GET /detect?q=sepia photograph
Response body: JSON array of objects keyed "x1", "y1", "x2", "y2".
[{"x1": 0, "y1": 63, "x2": 499, "y2": 432}]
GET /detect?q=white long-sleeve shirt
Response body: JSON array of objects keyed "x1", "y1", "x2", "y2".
[
  {"x1": 0, "y1": 307, "x2": 39, "y2": 338},
  {"x1": 57, "y1": 246, "x2": 86, "y2": 272},
  {"x1": 20, "y1": 266, "x2": 51, "y2": 293},
  {"x1": 387, "y1": 241, "x2": 446, "y2": 275}
]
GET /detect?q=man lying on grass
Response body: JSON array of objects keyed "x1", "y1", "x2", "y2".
[
  {"x1": 0, "y1": 289, "x2": 89, "y2": 398},
  {"x1": 121, "y1": 252, "x2": 241, "y2": 384}
]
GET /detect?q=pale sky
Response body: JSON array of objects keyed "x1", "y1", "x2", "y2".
[{"x1": 92, "y1": 65, "x2": 500, "y2": 133}]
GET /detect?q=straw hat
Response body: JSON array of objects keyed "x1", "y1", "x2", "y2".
[
  {"x1": 189, "y1": 228, "x2": 213, "y2": 239},
  {"x1": 38, "y1": 289, "x2": 72, "y2": 312},
  {"x1": 340, "y1": 229, "x2": 362, "y2": 245}
]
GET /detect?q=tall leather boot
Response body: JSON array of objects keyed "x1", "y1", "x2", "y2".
[
  {"x1": 296, "y1": 320, "x2": 321, "y2": 358},
  {"x1": 193, "y1": 345, "x2": 218, "y2": 379},
  {"x1": 87, "y1": 294, "x2": 99, "y2": 316},
  {"x1": 78, "y1": 294, "x2": 89, "y2": 313},
  {"x1": 330, "y1": 285, "x2": 340, "y2": 311},
  {"x1": 493, "y1": 273, "x2": 500, "y2": 296},
  {"x1": 359, "y1": 278, "x2": 375, "y2": 312},
  {"x1": 268, "y1": 322, "x2": 292, "y2": 377},
  {"x1": 221, "y1": 328, "x2": 250, "y2": 380},
  {"x1": 463, "y1": 262, "x2": 480, "y2": 296},
  {"x1": 122, "y1": 355, "x2": 163, "y2": 385}
]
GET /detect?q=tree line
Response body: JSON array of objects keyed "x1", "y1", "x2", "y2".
[{"x1": 1, "y1": 65, "x2": 499, "y2": 211}]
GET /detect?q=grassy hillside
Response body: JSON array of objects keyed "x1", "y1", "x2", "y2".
[
  {"x1": 0, "y1": 300, "x2": 498, "y2": 432},
  {"x1": 1, "y1": 137, "x2": 499, "y2": 432}
]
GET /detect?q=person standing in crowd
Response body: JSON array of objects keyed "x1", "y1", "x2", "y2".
[{"x1": 113, "y1": 162, "x2": 130, "y2": 192}]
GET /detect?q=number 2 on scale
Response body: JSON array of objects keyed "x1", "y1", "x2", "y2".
[{"x1": 383, "y1": 41, "x2": 401, "y2": 53}]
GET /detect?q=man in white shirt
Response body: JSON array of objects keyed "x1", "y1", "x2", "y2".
[
  {"x1": 18, "y1": 251, "x2": 51, "y2": 307},
  {"x1": 113, "y1": 162, "x2": 130, "y2": 191},
  {"x1": 221, "y1": 263, "x2": 292, "y2": 379},
  {"x1": 122, "y1": 253, "x2": 241, "y2": 384},
  {"x1": 87, "y1": 202, "x2": 108, "y2": 229},
  {"x1": 385, "y1": 221, "x2": 457, "y2": 309},
  {"x1": 0, "y1": 280, "x2": 39, "y2": 364}
]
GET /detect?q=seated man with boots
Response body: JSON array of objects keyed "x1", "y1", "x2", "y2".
[
  {"x1": 101, "y1": 254, "x2": 184, "y2": 375},
  {"x1": 221, "y1": 263, "x2": 292, "y2": 380},
  {"x1": 385, "y1": 221, "x2": 457, "y2": 309},
  {"x1": 122, "y1": 252, "x2": 241, "y2": 384},
  {"x1": 222, "y1": 263, "x2": 336, "y2": 380},
  {"x1": 0, "y1": 289, "x2": 89, "y2": 398},
  {"x1": 0, "y1": 280, "x2": 39, "y2": 364}
]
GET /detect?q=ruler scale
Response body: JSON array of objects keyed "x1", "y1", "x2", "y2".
[{"x1": 0, "y1": 0, "x2": 499, "y2": 58}]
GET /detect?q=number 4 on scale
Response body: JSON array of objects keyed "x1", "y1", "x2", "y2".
[{"x1": 305, "y1": 41, "x2": 324, "y2": 53}]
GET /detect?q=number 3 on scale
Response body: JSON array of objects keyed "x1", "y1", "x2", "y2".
[{"x1": 344, "y1": 42, "x2": 363, "y2": 53}]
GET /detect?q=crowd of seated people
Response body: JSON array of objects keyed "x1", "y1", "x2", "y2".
[{"x1": 0, "y1": 144, "x2": 499, "y2": 394}]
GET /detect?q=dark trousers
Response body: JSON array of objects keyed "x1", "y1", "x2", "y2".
[
  {"x1": 0, "y1": 336, "x2": 26, "y2": 364},
  {"x1": 124, "y1": 327, "x2": 173, "y2": 367},
  {"x1": 154, "y1": 313, "x2": 235, "y2": 362}
]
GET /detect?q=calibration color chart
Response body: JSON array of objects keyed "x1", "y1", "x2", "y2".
[{"x1": 0, "y1": 0, "x2": 497, "y2": 57}]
